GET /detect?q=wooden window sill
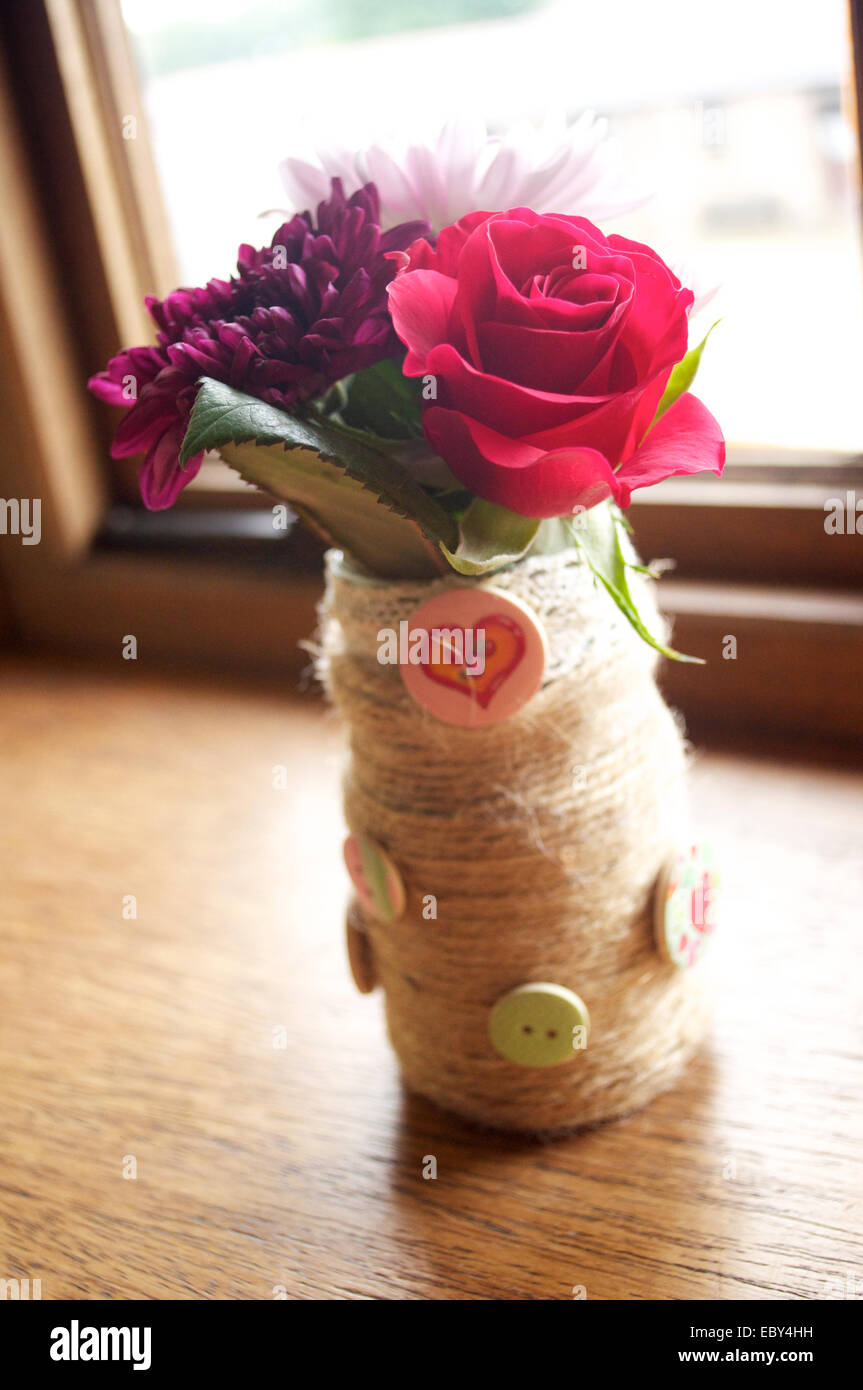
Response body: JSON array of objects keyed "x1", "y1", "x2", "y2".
[{"x1": 7, "y1": 511, "x2": 862, "y2": 747}]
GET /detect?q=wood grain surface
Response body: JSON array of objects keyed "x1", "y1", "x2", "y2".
[{"x1": 1, "y1": 653, "x2": 861, "y2": 1301}]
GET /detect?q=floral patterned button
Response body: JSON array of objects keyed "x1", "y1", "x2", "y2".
[
  {"x1": 654, "y1": 843, "x2": 719, "y2": 967},
  {"x1": 343, "y1": 833, "x2": 406, "y2": 923}
]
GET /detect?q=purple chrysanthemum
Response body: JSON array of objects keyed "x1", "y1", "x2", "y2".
[{"x1": 88, "y1": 180, "x2": 429, "y2": 508}]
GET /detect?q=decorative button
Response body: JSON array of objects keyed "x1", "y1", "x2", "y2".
[
  {"x1": 654, "y1": 842, "x2": 719, "y2": 968},
  {"x1": 488, "y1": 982, "x2": 590, "y2": 1067},
  {"x1": 346, "y1": 901, "x2": 377, "y2": 994},
  {"x1": 343, "y1": 833, "x2": 406, "y2": 922},
  {"x1": 399, "y1": 586, "x2": 547, "y2": 727}
]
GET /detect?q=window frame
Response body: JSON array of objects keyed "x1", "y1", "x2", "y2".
[{"x1": 1, "y1": 0, "x2": 862, "y2": 744}]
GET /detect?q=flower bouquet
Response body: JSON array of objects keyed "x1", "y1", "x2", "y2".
[{"x1": 91, "y1": 119, "x2": 724, "y2": 1134}]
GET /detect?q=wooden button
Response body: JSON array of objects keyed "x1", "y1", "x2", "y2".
[
  {"x1": 488, "y1": 982, "x2": 590, "y2": 1067},
  {"x1": 399, "y1": 586, "x2": 547, "y2": 727},
  {"x1": 655, "y1": 843, "x2": 719, "y2": 967},
  {"x1": 343, "y1": 834, "x2": 405, "y2": 922},
  {"x1": 346, "y1": 901, "x2": 377, "y2": 994}
]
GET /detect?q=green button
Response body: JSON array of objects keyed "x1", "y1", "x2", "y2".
[{"x1": 488, "y1": 983, "x2": 590, "y2": 1067}]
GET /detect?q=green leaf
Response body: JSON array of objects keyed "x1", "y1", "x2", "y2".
[
  {"x1": 381, "y1": 441, "x2": 467, "y2": 496},
  {"x1": 308, "y1": 423, "x2": 464, "y2": 495},
  {"x1": 528, "y1": 517, "x2": 576, "y2": 555},
  {"x1": 441, "y1": 498, "x2": 540, "y2": 576},
  {"x1": 335, "y1": 358, "x2": 425, "y2": 440},
  {"x1": 654, "y1": 319, "x2": 720, "y2": 422},
  {"x1": 218, "y1": 440, "x2": 448, "y2": 580},
  {"x1": 181, "y1": 378, "x2": 458, "y2": 579},
  {"x1": 571, "y1": 504, "x2": 703, "y2": 663}
]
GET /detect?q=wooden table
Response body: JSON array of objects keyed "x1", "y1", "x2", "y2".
[{"x1": 1, "y1": 654, "x2": 861, "y2": 1301}]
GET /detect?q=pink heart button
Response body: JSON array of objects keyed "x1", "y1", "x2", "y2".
[{"x1": 398, "y1": 587, "x2": 547, "y2": 727}]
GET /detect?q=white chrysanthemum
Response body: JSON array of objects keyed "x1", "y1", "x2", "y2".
[{"x1": 278, "y1": 112, "x2": 644, "y2": 233}]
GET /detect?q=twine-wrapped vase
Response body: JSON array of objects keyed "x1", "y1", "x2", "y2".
[{"x1": 320, "y1": 545, "x2": 712, "y2": 1135}]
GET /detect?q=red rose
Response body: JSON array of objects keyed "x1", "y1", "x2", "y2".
[{"x1": 387, "y1": 209, "x2": 724, "y2": 518}]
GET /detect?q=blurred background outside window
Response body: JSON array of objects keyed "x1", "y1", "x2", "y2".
[{"x1": 121, "y1": 0, "x2": 863, "y2": 455}]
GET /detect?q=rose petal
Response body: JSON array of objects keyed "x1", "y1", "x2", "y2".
[
  {"x1": 387, "y1": 269, "x2": 458, "y2": 373},
  {"x1": 477, "y1": 319, "x2": 623, "y2": 394},
  {"x1": 422, "y1": 341, "x2": 613, "y2": 435},
  {"x1": 617, "y1": 392, "x2": 725, "y2": 494},
  {"x1": 423, "y1": 406, "x2": 623, "y2": 518}
]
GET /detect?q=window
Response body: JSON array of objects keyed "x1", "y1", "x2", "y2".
[
  {"x1": 0, "y1": 0, "x2": 861, "y2": 742},
  {"x1": 123, "y1": 0, "x2": 863, "y2": 454}
]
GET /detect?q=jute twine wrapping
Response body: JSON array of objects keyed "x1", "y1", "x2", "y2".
[{"x1": 319, "y1": 546, "x2": 711, "y2": 1135}]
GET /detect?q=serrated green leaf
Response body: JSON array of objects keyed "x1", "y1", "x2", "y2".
[
  {"x1": 181, "y1": 379, "x2": 459, "y2": 579},
  {"x1": 571, "y1": 504, "x2": 703, "y2": 663},
  {"x1": 654, "y1": 319, "x2": 720, "y2": 422},
  {"x1": 218, "y1": 440, "x2": 446, "y2": 579},
  {"x1": 441, "y1": 498, "x2": 540, "y2": 576}
]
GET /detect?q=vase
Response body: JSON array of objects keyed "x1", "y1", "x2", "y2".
[{"x1": 319, "y1": 542, "x2": 715, "y2": 1135}]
